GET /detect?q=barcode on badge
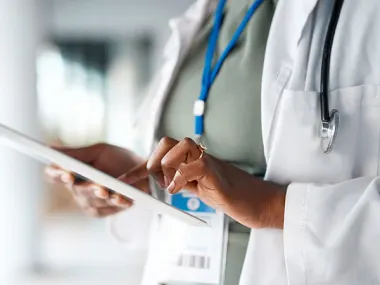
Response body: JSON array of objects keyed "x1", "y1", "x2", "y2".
[{"x1": 176, "y1": 254, "x2": 211, "y2": 269}]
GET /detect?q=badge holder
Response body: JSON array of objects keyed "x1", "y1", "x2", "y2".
[{"x1": 142, "y1": 190, "x2": 229, "y2": 285}]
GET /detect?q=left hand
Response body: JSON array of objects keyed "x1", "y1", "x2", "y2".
[{"x1": 122, "y1": 137, "x2": 286, "y2": 229}]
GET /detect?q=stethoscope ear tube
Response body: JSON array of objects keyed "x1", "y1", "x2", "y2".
[{"x1": 319, "y1": 0, "x2": 344, "y2": 153}]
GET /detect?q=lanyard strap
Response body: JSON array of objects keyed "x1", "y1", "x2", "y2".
[{"x1": 194, "y1": 0, "x2": 265, "y2": 141}]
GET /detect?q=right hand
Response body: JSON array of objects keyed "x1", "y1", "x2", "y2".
[{"x1": 45, "y1": 143, "x2": 150, "y2": 218}]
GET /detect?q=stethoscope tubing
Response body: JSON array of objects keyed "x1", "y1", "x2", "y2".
[{"x1": 320, "y1": 0, "x2": 345, "y2": 122}]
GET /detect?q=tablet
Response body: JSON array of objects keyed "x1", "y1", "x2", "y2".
[{"x1": 0, "y1": 123, "x2": 207, "y2": 227}]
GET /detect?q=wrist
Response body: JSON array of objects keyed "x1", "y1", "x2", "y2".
[
  {"x1": 223, "y1": 179, "x2": 286, "y2": 229},
  {"x1": 262, "y1": 185, "x2": 286, "y2": 228}
]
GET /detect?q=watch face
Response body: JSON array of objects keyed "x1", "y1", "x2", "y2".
[{"x1": 321, "y1": 109, "x2": 340, "y2": 154}]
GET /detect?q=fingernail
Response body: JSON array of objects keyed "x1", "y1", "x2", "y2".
[
  {"x1": 93, "y1": 187, "x2": 104, "y2": 198},
  {"x1": 110, "y1": 195, "x2": 119, "y2": 206},
  {"x1": 61, "y1": 173, "x2": 71, "y2": 184},
  {"x1": 164, "y1": 176, "x2": 170, "y2": 187},
  {"x1": 167, "y1": 181, "x2": 175, "y2": 194}
]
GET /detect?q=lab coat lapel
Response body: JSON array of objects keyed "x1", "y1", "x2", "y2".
[
  {"x1": 262, "y1": 0, "x2": 320, "y2": 161},
  {"x1": 142, "y1": 0, "x2": 212, "y2": 155},
  {"x1": 295, "y1": 0, "x2": 320, "y2": 45},
  {"x1": 144, "y1": 0, "x2": 322, "y2": 157}
]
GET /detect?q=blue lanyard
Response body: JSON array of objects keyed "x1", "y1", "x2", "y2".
[{"x1": 194, "y1": 0, "x2": 265, "y2": 142}]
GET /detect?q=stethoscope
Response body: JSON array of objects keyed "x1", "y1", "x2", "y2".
[
  {"x1": 194, "y1": 0, "x2": 345, "y2": 154},
  {"x1": 320, "y1": 0, "x2": 344, "y2": 153}
]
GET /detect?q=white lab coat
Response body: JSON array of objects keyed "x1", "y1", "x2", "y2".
[{"x1": 111, "y1": 0, "x2": 380, "y2": 284}]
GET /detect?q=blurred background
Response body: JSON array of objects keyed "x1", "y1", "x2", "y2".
[{"x1": 0, "y1": 0, "x2": 193, "y2": 284}]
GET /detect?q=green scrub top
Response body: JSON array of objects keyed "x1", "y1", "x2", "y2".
[
  {"x1": 157, "y1": 0, "x2": 276, "y2": 284},
  {"x1": 159, "y1": 0, "x2": 275, "y2": 176}
]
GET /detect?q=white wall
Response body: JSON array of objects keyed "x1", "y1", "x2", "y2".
[
  {"x1": 43, "y1": 0, "x2": 194, "y2": 150},
  {"x1": 45, "y1": 0, "x2": 194, "y2": 67},
  {"x1": 35, "y1": 0, "x2": 194, "y2": 277},
  {"x1": 47, "y1": 0, "x2": 193, "y2": 35},
  {"x1": 0, "y1": 0, "x2": 43, "y2": 283}
]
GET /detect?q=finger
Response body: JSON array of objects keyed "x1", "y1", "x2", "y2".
[
  {"x1": 84, "y1": 206, "x2": 122, "y2": 218},
  {"x1": 147, "y1": 137, "x2": 179, "y2": 187},
  {"x1": 75, "y1": 195, "x2": 110, "y2": 208},
  {"x1": 73, "y1": 185, "x2": 113, "y2": 208},
  {"x1": 108, "y1": 193, "x2": 133, "y2": 208},
  {"x1": 62, "y1": 173, "x2": 74, "y2": 186},
  {"x1": 161, "y1": 138, "x2": 201, "y2": 183},
  {"x1": 73, "y1": 182, "x2": 106, "y2": 198},
  {"x1": 119, "y1": 173, "x2": 151, "y2": 194},
  {"x1": 132, "y1": 178, "x2": 151, "y2": 194},
  {"x1": 119, "y1": 162, "x2": 149, "y2": 185},
  {"x1": 52, "y1": 143, "x2": 105, "y2": 164},
  {"x1": 167, "y1": 158, "x2": 209, "y2": 195},
  {"x1": 121, "y1": 162, "x2": 167, "y2": 190},
  {"x1": 92, "y1": 185, "x2": 110, "y2": 199},
  {"x1": 45, "y1": 167, "x2": 73, "y2": 184},
  {"x1": 106, "y1": 174, "x2": 149, "y2": 206}
]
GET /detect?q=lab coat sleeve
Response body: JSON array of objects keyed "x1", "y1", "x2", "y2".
[
  {"x1": 105, "y1": 107, "x2": 156, "y2": 250},
  {"x1": 284, "y1": 177, "x2": 380, "y2": 284},
  {"x1": 106, "y1": 206, "x2": 154, "y2": 250},
  {"x1": 104, "y1": 82, "x2": 156, "y2": 249}
]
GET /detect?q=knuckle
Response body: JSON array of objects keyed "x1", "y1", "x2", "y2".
[
  {"x1": 182, "y1": 137, "x2": 196, "y2": 148},
  {"x1": 176, "y1": 169, "x2": 185, "y2": 181},
  {"x1": 178, "y1": 163, "x2": 187, "y2": 173},
  {"x1": 160, "y1": 157, "x2": 170, "y2": 168},
  {"x1": 159, "y1": 136, "x2": 172, "y2": 146},
  {"x1": 146, "y1": 159, "x2": 155, "y2": 172}
]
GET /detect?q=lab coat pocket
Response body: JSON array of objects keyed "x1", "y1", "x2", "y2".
[{"x1": 266, "y1": 85, "x2": 380, "y2": 185}]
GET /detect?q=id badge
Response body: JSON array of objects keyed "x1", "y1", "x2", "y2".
[{"x1": 142, "y1": 191, "x2": 227, "y2": 285}]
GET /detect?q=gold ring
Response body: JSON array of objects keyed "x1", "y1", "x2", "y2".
[{"x1": 198, "y1": 143, "x2": 207, "y2": 159}]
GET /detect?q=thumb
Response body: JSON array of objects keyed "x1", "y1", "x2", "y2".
[{"x1": 52, "y1": 143, "x2": 104, "y2": 164}]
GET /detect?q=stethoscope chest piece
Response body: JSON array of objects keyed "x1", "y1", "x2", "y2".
[{"x1": 320, "y1": 109, "x2": 340, "y2": 154}]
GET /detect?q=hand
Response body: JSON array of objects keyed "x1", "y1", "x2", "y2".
[
  {"x1": 123, "y1": 137, "x2": 286, "y2": 229},
  {"x1": 45, "y1": 143, "x2": 150, "y2": 218}
]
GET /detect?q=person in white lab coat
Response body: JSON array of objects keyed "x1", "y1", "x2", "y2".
[{"x1": 46, "y1": 0, "x2": 380, "y2": 284}]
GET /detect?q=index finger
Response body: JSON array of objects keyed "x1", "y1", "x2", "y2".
[
  {"x1": 119, "y1": 162, "x2": 149, "y2": 185},
  {"x1": 52, "y1": 144, "x2": 103, "y2": 164}
]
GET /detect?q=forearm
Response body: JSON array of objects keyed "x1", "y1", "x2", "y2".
[{"x1": 223, "y1": 177, "x2": 286, "y2": 229}]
